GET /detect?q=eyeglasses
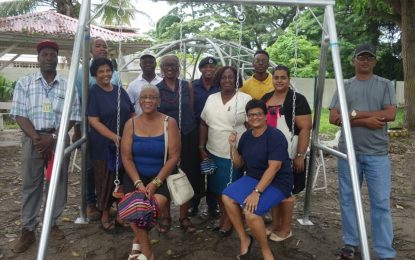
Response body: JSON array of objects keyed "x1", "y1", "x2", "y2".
[
  {"x1": 356, "y1": 55, "x2": 376, "y2": 62},
  {"x1": 139, "y1": 95, "x2": 159, "y2": 101},
  {"x1": 162, "y1": 63, "x2": 179, "y2": 69},
  {"x1": 247, "y1": 112, "x2": 265, "y2": 118}
]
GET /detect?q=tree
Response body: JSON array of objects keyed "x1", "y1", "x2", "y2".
[
  {"x1": 0, "y1": 0, "x2": 80, "y2": 18},
  {"x1": 346, "y1": 0, "x2": 415, "y2": 129},
  {"x1": 92, "y1": 0, "x2": 150, "y2": 26}
]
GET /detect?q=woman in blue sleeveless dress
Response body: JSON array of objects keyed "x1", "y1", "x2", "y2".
[{"x1": 121, "y1": 84, "x2": 181, "y2": 260}]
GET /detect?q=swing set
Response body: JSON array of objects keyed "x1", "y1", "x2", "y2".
[{"x1": 37, "y1": 1, "x2": 372, "y2": 260}]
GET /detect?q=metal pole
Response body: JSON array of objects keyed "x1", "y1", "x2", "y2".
[
  {"x1": 36, "y1": 0, "x2": 90, "y2": 259},
  {"x1": 297, "y1": 11, "x2": 329, "y2": 226},
  {"x1": 325, "y1": 4, "x2": 371, "y2": 260},
  {"x1": 175, "y1": 0, "x2": 335, "y2": 7},
  {"x1": 74, "y1": 6, "x2": 91, "y2": 225}
]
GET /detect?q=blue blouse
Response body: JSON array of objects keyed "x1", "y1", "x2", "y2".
[
  {"x1": 132, "y1": 134, "x2": 165, "y2": 178},
  {"x1": 157, "y1": 79, "x2": 195, "y2": 135}
]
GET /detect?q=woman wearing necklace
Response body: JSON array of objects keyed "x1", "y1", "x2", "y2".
[
  {"x1": 261, "y1": 65, "x2": 312, "y2": 242},
  {"x1": 222, "y1": 99, "x2": 293, "y2": 260},
  {"x1": 87, "y1": 58, "x2": 135, "y2": 232},
  {"x1": 199, "y1": 66, "x2": 251, "y2": 237},
  {"x1": 156, "y1": 54, "x2": 199, "y2": 233}
]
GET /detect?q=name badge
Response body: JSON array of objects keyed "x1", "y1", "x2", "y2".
[{"x1": 42, "y1": 99, "x2": 52, "y2": 113}]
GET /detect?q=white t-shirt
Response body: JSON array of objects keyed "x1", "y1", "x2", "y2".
[
  {"x1": 127, "y1": 74, "x2": 163, "y2": 115},
  {"x1": 201, "y1": 92, "x2": 252, "y2": 158}
]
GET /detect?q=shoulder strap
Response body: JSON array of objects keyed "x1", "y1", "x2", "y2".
[{"x1": 163, "y1": 116, "x2": 169, "y2": 164}]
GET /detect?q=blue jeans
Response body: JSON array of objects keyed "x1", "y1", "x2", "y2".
[{"x1": 338, "y1": 155, "x2": 396, "y2": 259}]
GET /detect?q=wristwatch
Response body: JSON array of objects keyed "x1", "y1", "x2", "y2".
[
  {"x1": 254, "y1": 188, "x2": 262, "y2": 196},
  {"x1": 350, "y1": 110, "x2": 357, "y2": 119},
  {"x1": 51, "y1": 133, "x2": 57, "y2": 140},
  {"x1": 296, "y1": 153, "x2": 306, "y2": 158}
]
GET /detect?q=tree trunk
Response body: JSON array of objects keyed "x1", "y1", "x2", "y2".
[{"x1": 401, "y1": 1, "x2": 415, "y2": 130}]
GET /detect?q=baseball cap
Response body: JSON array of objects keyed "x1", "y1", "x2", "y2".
[
  {"x1": 139, "y1": 49, "x2": 156, "y2": 59},
  {"x1": 198, "y1": 57, "x2": 217, "y2": 69},
  {"x1": 37, "y1": 40, "x2": 59, "y2": 54},
  {"x1": 354, "y1": 43, "x2": 376, "y2": 57}
]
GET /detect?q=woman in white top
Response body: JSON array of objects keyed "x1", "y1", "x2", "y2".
[{"x1": 199, "y1": 66, "x2": 252, "y2": 237}]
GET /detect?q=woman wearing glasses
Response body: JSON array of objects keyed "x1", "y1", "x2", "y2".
[
  {"x1": 156, "y1": 54, "x2": 199, "y2": 233},
  {"x1": 121, "y1": 84, "x2": 181, "y2": 260},
  {"x1": 222, "y1": 99, "x2": 293, "y2": 260},
  {"x1": 261, "y1": 65, "x2": 312, "y2": 242},
  {"x1": 199, "y1": 66, "x2": 251, "y2": 237}
]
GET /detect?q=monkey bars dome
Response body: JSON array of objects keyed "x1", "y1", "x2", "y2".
[
  {"x1": 122, "y1": 37, "x2": 278, "y2": 79},
  {"x1": 37, "y1": 1, "x2": 373, "y2": 260}
]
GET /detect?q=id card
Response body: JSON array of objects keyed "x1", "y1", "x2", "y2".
[{"x1": 42, "y1": 99, "x2": 52, "y2": 113}]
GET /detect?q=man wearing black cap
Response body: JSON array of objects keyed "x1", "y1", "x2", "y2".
[
  {"x1": 188, "y1": 56, "x2": 220, "y2": 217},
  {"x1": 127, "y1": 50, "x2": 162, "y2": 115},
  {"x1": 329, "y1": 43, "x2": 397, "y2": 260},
  {"x1": 10, "y1": 40, "x2": 81, "y2": 253}
]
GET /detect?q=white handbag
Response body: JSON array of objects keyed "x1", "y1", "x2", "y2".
[{"x1": 163, "y1": 116, "x2": 194, "y2": 206}]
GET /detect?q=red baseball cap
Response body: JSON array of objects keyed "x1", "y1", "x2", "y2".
[{"x1": 37, "y1": 40, "x2": 59, "y2": 54}]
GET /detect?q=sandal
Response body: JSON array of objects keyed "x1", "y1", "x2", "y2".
[
  {"x1": 128, "y1": 243, "x2": 141, "y2": 260},
  {"x1": 338, "y1": 245, "x2": 358, "y2": 260},
  {"x1": 101, "y1": 221, "x2": 116, "y2": 234},
  {"x1": 179, "y1": 217, "x2": 196, "y2": 233},
  {"x1": 158, "y1": 217, "x2": 172, "y2": 233},
  {"x1": 237, "y1": 235, "x2": 254, "y2": 260}
]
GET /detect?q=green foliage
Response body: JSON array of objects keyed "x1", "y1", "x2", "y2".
[
  {"x1": 92, "y1": 0, "x2": 140, "y2": 26},
  {"x1": 267, "y1": 31, "x2": 320, "y2": 77},
  {"x1": 0, "y1": 75, "x2": 15, "y2": 102}
]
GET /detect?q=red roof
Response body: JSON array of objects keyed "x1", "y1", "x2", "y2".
[{"x1": 0, "y1": 10, "x2": 140, "y2": 42}]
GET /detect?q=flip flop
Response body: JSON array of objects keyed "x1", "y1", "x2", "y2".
[{"x1": 158, "y1": 217, "x2": 172, "y2": 233}]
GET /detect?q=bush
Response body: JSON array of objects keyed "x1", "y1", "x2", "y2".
[{"x1": 0, "y1": 75, "x2": 16, "y2": 101}]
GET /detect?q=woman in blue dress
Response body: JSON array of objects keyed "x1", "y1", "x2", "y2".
[
  {"x1": 87, "y1": 58, "x2": 134, "y2": 232},
  {"x1": 121, "y1": 84, "x2": 181, "y2": 260},
  {"x1": 222, "y1": 99, "x2": 293, "y2": 260}
]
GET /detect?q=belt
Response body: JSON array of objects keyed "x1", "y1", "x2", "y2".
[{"x1": 37, "y1": 128, "x2": 56, "y2": 134}]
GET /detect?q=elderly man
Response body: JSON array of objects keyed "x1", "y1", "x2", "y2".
[
  {"x1": 127, "y1": 50, "x2": 162, "y2": 115},
  {"x1": 10, "y1": 40, "x2": 81, "y2": 253},
  {"x1": 329, "y1": 43, "x2": 397, "y2": 260},
  {"x1": 240, "y1": 50, "x2": 273, "y2": 100},
  {"x1": 188, "y1": 56, "x2": 220, "y2": 218},
  {"x1": 73, "y1": 37, "x2": 121, "y2": 220}
]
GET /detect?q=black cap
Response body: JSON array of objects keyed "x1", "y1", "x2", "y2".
[
  {"x1": 198, "y1": 57, "x2": 217, "y2": 69},
  {"x1": 354, "y1": 43, "x2": 376, "y2": 57}
]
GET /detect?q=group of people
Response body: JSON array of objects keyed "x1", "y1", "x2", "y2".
[{"x1": 9, "y1": 38, "x2": 396, "y2": 260}]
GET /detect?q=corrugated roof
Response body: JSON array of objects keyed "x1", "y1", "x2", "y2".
[{"x1": 0, "y1": 10, "x2": 140, "y2": 42}]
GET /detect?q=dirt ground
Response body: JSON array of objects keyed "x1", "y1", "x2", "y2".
[{"x1": 0, "y1": 129, "x2": 414, "y2": 260}]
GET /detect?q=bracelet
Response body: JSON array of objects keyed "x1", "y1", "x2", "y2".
[
  {"x1": 152, "y1": 177, "x2": 163, "y2": 188},
  {"x1": 134, "y1": 179, "x2": 143, "y2": 188},
  {"x1": 254, "y1": 188, "x2": 262, "y2": 196},
  {"x1": 198, "y1": 145, "x2": 205, "y2": 150},
  {"x1": 296, "y1": 153, "x2": 306, "y2": 158}
]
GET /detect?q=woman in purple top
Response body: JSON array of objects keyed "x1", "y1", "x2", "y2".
[{"x1": 87, "y1": 58, "x2": 134, "y2": 232}]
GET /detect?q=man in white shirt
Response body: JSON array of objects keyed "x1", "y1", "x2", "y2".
[{"x1": 127, "y1": 50, "x2": 162, "y2": 115}]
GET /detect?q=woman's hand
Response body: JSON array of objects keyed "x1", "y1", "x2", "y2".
[
  {"x1": 228, "y1": 131, "x2": 237, "y2": 147},
  {"x1": 199, "y1": 148, "x2": 209, "y2": 160},
  {"x1": 112, "y1": 134, "x2": 121, "y2": 147},
  {"x1": 243, "y1": 192, "x2": 260, "y2": 213},
  {"x1": 293, "y1": 156, "x2": 305, "y2": 173},
  {"x1": 145, "y1": 182, "x2": 157, "y2": 199}
]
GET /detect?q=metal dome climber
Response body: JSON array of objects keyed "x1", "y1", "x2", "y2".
[{"x1": 38, "y1": 1, "x2": 372, "y2": 260}]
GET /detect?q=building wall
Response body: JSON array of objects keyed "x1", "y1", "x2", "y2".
[{"x1": 1, "y1": 67, "x2": 405, "y2": 108}]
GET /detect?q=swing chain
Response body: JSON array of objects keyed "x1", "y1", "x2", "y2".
[
  {"x1": 113, "y1": 0, "x2": 124, "y2": 191},
  {"x1": 228, "y1": 4, "x2": 245, "y2": 187}
]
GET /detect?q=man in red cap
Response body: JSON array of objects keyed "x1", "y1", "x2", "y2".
[{"x1": 9, "y1": 40, "x2": 81, "y2": 253}]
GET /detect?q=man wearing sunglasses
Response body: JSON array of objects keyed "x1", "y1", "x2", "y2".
[{"x1": 329, "y1": 43, "x2": 397, "y2": 260}]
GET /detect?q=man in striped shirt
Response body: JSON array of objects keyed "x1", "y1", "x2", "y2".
[{"x1": 10, "y1": 40, "x2": 81, "y2": 253}]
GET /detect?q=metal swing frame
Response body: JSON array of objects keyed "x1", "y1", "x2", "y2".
[{"x1": 37, "y1": 1, "x2": 371, "y2": 260}]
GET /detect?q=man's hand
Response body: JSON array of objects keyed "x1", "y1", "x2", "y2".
[
  {"x1": 72, "y1": 124, "x2": 81, "y2": 143},
  {"x1": 34, "y1": 135, "x2": 54, "y2": 160},
  {"x1": 363, "y1": 116, "x2": 386, "y2": 129},
  {"x1": 293, "y1": 156, "x2": 305, "y2": 173}
]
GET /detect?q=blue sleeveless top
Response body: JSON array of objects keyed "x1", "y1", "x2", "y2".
[{"x1": 132, "y1": 134, "x2": 165, "y2": 177}]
